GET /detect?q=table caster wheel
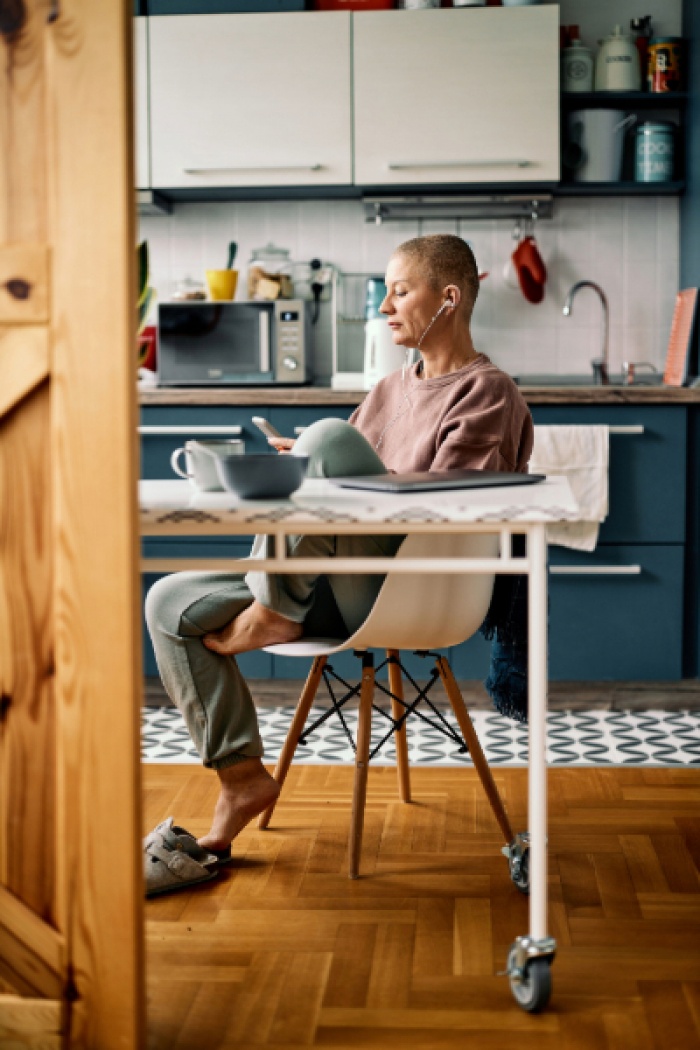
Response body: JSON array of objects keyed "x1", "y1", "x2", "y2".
[
  {"x1": 510, "y1": 844, "x2": 529, "y2": 895},
  {"x1": 503, "y1": 832, "x2": 530, "y2": 895},
  {"x1": 507, "y1": 950, "x2": 551, "y2": 1013}
]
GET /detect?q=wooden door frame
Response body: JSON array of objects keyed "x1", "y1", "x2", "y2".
[{"x1": 1, "y1": 2, "x2": 144, "y2": 1046}]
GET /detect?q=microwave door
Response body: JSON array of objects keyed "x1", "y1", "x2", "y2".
[
  {"x1": 157, "y1": 302, "x2": 274, "y2": 385},
  {"x1": 259, "y1": 309, "x2": 270, "y2": 373}
]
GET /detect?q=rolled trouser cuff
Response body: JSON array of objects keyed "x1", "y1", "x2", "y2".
[{"x1": 207, "y1": 747, "x2": 264, "y2": 771}]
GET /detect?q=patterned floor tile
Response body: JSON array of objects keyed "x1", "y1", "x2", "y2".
[{"x1": 142, "y1": 706, "x2": 700, "y2": 767}]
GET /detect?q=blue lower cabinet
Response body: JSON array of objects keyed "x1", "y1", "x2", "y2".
[
  {"x1": 548, "y1": 543, "x2": 684, "y2": 680},
  {"x1": 446, "y1": 632, "x2": 493, "y2": 681},
  {"x1": 531, "y1": 405, "x2": 687, "y2": 544},
  {"x1": 268, "y1": 405, "x2": 354, "y2": 443},
  {"x1": 272, "y1": 647, "x2": 356, "y2": 683},
  {"x1": 140, "y1": 406, "x2": 270, "y2": 479},
  {"x1": 271, "y1": 646, "x2": 451, "y2": 684},
  {"x1": 141, "y1": 537, "x2": 272, "y2": 680}
]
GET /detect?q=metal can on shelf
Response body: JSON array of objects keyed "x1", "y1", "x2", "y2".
[
  {"x1": 647, "y1": 37, "x2": 684, "y2": 92},
  {"x1": 634, "y1": 121, "x2": 675, "y2": 183}
]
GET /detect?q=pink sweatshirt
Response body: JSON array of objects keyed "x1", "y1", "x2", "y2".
[{"x1": 349, "y1": 353, "x2": 533, "y2": 474}]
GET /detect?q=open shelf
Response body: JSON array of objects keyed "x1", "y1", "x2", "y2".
[
  {"x1": 561, "y1": 91, "x2": 687, "y2": 108},
  {"x1": 557, "y1": 181, "x2": 685, "y2": 196}
]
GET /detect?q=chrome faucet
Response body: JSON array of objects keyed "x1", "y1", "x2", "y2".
[{"x1": 563, "y1": 281, "x2": 610, "y2": 385}]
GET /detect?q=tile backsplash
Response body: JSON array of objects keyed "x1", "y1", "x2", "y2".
[{"x1": 140, "y1": 195, "x2": 679, "y2": 382}]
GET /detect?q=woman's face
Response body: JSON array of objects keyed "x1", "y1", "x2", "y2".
[{"x1": 380, "y1": 254, "x2": 445, "y2": 347}]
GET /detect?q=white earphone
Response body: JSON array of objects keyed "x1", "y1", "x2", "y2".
[{"x1": 376, "y1": 297, "x2": 454, "y2": 451}]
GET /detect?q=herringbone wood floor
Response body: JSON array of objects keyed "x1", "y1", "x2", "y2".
[{"x1": 145, "y1": 765, "x2": 700, "y2": 1050}]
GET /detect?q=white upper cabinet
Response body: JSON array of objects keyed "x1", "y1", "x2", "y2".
[
  {"x1": 353, "y1": 7, "x2": 560, "y2": 186},
  {"x1": 149, "y1": 12, "x2": 352, "y2": 189},
  {"x1": 134, "y1": 17, "x2": 150, "y2": 188}
]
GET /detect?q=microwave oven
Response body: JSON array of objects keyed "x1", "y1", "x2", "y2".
[{"x1": 156, "y1": 300, "x2": 310, "y2": 386}]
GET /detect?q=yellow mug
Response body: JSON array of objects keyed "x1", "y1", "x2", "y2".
[{"x1": 205, "y1": 269, "x2": 238, "y2": 301}]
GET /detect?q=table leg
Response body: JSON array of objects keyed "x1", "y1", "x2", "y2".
[
  {"x1": 528, "y1": 521, "x2": 548, "y2": 942},
  {"x1": 505, "y1": 523, "x2": 556, "y2": 1013}
]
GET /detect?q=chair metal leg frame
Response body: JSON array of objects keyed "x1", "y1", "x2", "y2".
[
  {"x1": 299, "y1": 652, "x2": 412, "y2": 740},
  {"x1": 299, "y1": 663, "x2": 361, "y2": 751},
  {"x1": 349, "y1": 652, "x2": 375, "y2": 879},
  {"x1": 435, "y1": 655, "x2": 515, "y2": 846},
  {"x1": 257, "y1": 655, "x2": 327, "y2": 830},
  {"x1": 387, "y1": 657, "x2": 468, "y2": 751},
  {"x1": 361, "y1": 672, "x2": 464, "y2": 761}
]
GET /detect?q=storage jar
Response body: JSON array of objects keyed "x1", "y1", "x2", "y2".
[
  {"x1": 647, "y1": 37, "x2": 684, "y2": 93},
  {"x1": 561, "y1": 40, "x2": 594, "y2": 92},
  {"x1": 634, "y1": 121, "x2": 675, "y2": 183}
]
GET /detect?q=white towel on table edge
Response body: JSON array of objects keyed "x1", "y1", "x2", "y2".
[{"x1": 529, "y1": 425, "x2": 609, "y2": 552}]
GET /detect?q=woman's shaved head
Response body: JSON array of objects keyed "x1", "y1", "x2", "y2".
[{"x1": 392, "y1": 234, "x2": 480, "y2": 317}]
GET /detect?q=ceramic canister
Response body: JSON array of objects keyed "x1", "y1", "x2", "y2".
[
  {"x1": 561, "y1": 39, "x2": 594, "y2": 92},
  {"x1": 635, "y1": 121, "x2": 675, "y2": 183},
  {"x1": 595, "y1": 24, "x2": 641, "y2": 91}
]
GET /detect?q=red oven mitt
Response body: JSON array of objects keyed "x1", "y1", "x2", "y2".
[{"x1": 512, "y1": 236, "x2": 547, "y2": 304}]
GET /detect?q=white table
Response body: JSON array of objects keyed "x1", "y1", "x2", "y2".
[{"x1": 140, "y1": 474, "x2": 579, "y2": 1011}]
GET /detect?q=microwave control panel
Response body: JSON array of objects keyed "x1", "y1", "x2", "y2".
[{"x1": 274, "y1": 300, "x2": 307, "y2": 384}]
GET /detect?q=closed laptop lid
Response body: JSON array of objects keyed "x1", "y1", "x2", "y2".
[{"x1": 330, "y1": 469, "x2": 546, "y2": 493}]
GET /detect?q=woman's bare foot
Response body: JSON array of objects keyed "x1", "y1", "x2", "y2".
[
  {"x1": 197, "y1": 758, "x2": 280, "y2": 852},
  {"x1": 203, "y1": 600, "x2": 303, "y2": 656}
]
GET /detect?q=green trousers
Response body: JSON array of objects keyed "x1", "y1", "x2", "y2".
[{"x1": 145, "y1": 419, "x2": 403, "y2": 770}]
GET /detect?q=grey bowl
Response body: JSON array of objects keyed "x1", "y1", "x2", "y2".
[{"x1": 214, "y1": 453, "x2": 309, "y2": 499}]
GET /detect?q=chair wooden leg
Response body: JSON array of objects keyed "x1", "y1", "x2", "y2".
[
  {"x1": 387, "y1": 650, "x2": 411, "y2": 803},
  {"x1": 258, "y1": 655, "x2": 327, "y2": 829},
  {"x1": 349, "y1": 652, "x2": 375, "y2": 879},
  {"x1": 435, "y1": 656, "x2": 514, "y2": 845}
]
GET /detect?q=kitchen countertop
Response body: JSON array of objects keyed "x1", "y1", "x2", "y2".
[{"x1": 139, "y1": 384, "x2": 700, "y2": 406}]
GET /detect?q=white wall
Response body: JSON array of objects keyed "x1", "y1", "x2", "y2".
[{"x1": 140, "y1": 194, "x2": 679, "y2": 382}]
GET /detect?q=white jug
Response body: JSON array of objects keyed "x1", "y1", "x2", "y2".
[
  {"x1": 363, "y1": 317, "x2": 408, "y2": 390},
  {"x1": 565, "y1": 110, "x2": 635, "y2": 183}
]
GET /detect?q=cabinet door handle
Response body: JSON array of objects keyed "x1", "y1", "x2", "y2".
[
  {"x1": 609, "y1": 426, "x2": 645, "y2": 435},
  {"x1": 550, "y1": 565, "x2": 642, "y2": 575},
  {"x1": 139, "y1": 425, "x2": 243, "y2": 436},
  {"x1": 183, "y1": 164, "x2": 324, "y2": 175},
  {"x1": 387, "y1": 159, "x2": 533, "y2": 171}
]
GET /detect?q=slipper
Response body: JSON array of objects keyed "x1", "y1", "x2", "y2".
[
  {"x1": 143, "y1": 817, "x2": 227, "y2": 898},
  {"x1": 145, "y1": 818, "x2": 233, "y2": 868}
]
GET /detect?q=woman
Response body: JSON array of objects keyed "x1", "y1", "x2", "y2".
[{"x1": 144, "y1": 234, "x2": 533, "y2": 890}]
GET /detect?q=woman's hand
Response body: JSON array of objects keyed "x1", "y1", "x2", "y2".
[{"x1": 268, "y1": 437, "x2": 296, "y2": 454}]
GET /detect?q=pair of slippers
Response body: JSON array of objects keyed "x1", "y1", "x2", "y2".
[{"x1": 144, "y1": 817, "x2": 232, "y2": 898}]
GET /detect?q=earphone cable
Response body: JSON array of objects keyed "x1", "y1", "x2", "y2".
[{"x1": 374, "y1": 300, "x2": 451, "y2": 452}]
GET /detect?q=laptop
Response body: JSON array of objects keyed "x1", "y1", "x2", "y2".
[{"x1": 330, "y1": 469, "x2": 546, "y2": 494}]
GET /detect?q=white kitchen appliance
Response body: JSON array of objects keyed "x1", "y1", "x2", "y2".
[
  {"x1": 363, "y1": 317, "x2": 407, "y2": 390},
  {"x1": 157, "y1": 300, "x2": 309, "y2": 386}
]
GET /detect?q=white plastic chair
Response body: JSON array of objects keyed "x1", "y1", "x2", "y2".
[{"x1": 261, "y1": 532, "x2": 522, "y2": 881}]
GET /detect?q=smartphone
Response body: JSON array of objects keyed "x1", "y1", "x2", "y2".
[{"x1": 252, "y1": 416, "x2": 283, "y2": 440}]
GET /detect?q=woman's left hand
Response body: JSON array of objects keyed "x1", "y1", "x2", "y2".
[{"x1": 268, "y1": 437, "x2": 296, "y2": 454}]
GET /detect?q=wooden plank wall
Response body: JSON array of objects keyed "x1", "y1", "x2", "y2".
[{"x1": 1, "y1": 1, "x2": 145, "y2": 1045}]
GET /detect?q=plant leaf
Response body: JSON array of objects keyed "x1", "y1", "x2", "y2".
[{"x1": 137, "y1": 241, "x2": 149, "y2": 301}]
